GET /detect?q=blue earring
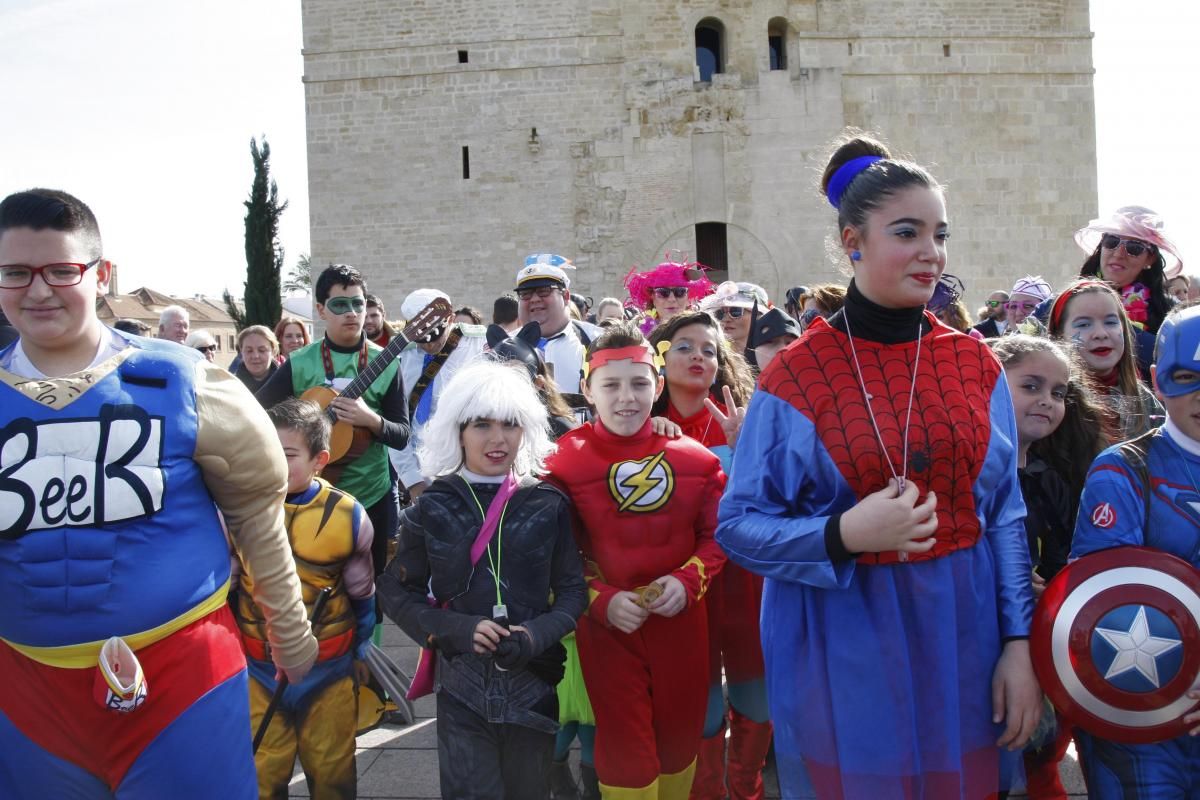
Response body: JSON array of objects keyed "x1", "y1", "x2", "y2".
[{"x1": 851, "y1": 250, "x2": 862, "y2": 262}]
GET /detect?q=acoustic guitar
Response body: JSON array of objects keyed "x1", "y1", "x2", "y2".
[{"x1": 301, "y1": 298, "x2": 452, "y2": 482}]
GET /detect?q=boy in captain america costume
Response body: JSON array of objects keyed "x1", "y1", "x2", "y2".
[
  {"x1": 1070, "y1": 303, "x2": 1200, "y2": 797},
  {"x1": 544, "y1": 322, "x2": 727, "y2": 799},
  {"x1": 0, "y1": 189, "x2": 317, "y2": 799}
]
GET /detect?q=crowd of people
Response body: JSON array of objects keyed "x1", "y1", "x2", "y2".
[{"x1": 1, "y1": 127, "x2": 1199, "y2": 800}]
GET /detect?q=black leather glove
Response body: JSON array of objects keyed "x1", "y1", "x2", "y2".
[
  {"x1": 493, "y1": 629, "x2": 534, "y2": 671},
  {"x1": 427, "y1": 612, "x2": 485, "y2": 657}
]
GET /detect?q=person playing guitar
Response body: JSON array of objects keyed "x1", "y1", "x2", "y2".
[{"x1": 257, "y1": 264, "x2": 434, "y2": 579}]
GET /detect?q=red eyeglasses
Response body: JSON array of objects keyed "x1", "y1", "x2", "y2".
[{"x1": 0, "y1": 259, "x2": 101, "y2": 289}]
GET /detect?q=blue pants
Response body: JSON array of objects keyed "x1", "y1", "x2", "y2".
[{"x1": 1076, "y1": 729, "x2": 1200, "y2": 799}]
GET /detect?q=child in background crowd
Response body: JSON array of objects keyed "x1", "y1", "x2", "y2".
[
  {"x1": 991, "y1": 335, "x2": 1110, "y2": 799},
  {"x1": 545, "y1": 322, "x2": 727, "y2": 799},
  {"x1": 648, "y1": 311, "x2": 770, "y2": 800},
  {"x1": 991, "y1": 335, "x2": 1110, "y2": 585},
  {"x1": 1069, "y1": 304, "x2": 1200, "y2": 797},
  {"x1": 749, "y1": 308, "x2": 802, "y2": 372},
  {"x1": 240, "y1": 398, "x2": 376, "y2": 800},
  {"x1": 1049, "y1": 279, "x2": 1163, "y2": 440},
  {"x1": 377, "y1": 360, "x2": 586, "y2": 798}
]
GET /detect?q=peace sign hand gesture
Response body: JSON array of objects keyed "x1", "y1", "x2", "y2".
[{"x1": 703, "y1": 385, "x2": 747, "y2": 450}]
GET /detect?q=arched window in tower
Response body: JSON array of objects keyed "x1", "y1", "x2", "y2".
[
  {"x1": 768, "y1": 18, "x2": 788, "y2": 71},
  {"x1": 695, "y1": 19, "x2": 724, "y2": 82}
]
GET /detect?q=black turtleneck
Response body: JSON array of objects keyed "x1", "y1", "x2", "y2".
[
  {"x1": 828, "y1": 280, "x2": 932, "y2": 344},
  {"x1": 821, "y1": 280, "x2": 932, "y2": 564},
  {"x1": 253, "y1": 333, "x2": 411, "y2": 451}
]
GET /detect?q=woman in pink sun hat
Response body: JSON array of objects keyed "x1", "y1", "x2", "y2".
[{"x1": 1075, "y1": 205, "x2": 1184, "y2": 373}]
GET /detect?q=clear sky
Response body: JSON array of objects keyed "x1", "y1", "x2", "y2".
[{"x1": 0, "y1": 0, "x2": 1193, "y2": 299}]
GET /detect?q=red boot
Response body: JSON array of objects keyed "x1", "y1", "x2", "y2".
[
  {"x1": 689, "y1": 731, "x2": 728, "y2": 800},
  {"x1": 726, "y1": 709, "x2": 772, "y2": 800}
]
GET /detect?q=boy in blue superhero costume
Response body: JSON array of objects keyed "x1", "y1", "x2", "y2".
[
  {"x1": 1072, "y1": 303, "x2": 1200, "y2": 797},
  {"x1": 0, "y1": 189, "x2": 317, "y2": 799}
]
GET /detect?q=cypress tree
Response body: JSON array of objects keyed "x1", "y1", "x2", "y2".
[{"x1": 237, "y1": 136, "x2": 287, "y2": 329}]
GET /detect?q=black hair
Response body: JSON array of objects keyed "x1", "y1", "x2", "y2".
[
  {"x1": 267, "y1": 397, "x2": 331, "y2": 457},
  {"x1": 990, "y1": 335, "x2": 1111, "y2": 504},
  {"x1": 455, "y1": 305, "x2": 483, "y2": 324},
  {"x1": 365, "y1": 293, "x2": 384, "y2": 312},
  {"x1": 0, "y1": 189, "x2": 102, "y2": 260},
  {"x1": 315, "y1": 264, "x2": 366, "y2": 304},
  {"x1": 493, "y1": 293, "x2": 519, "y2": 325},
  {"x1": 820, "y1": 132, "x2": 939, "y2": 235},
  {"x1": 1080, "y1": 246, "x2": 1173, "y2": 334},
  {"x1": 649, "y1": 310, "x2": 755, "y2": 410}
]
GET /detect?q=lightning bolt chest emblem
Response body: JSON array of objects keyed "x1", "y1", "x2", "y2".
[{"x1": 607, "y1": 451, "x2": 675, "y2": 513}]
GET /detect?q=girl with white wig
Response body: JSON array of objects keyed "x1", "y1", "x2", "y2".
[
  {"x1": 376, "y1": 359, "x2": 587, "y2": 798},
  {"x1": 416, "y1": 359, "x2": 557, "y2": 478}
]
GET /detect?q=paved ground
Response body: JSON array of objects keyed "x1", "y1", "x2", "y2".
[{"x1": 285, "y1": 621, "x2": 1089, "y2": 798}]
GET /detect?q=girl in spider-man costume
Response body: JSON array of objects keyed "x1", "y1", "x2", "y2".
[
  {"x1": 545, "y1": 322, "x2": 727, "y2": 799},
  {"x1": 716, "y1": 134, "x2": 1040, "y2": 799},
  {"x1": 648, "y1": 311, "x2": 771, "y2": 800}
]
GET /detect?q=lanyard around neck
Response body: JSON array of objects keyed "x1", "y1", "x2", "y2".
[
  {"x1": 320, "y1": 337, "x2": 368, "y2": 383},
  {"x1": 462, "y1": 482, "x2": 510, "y2": 608}
]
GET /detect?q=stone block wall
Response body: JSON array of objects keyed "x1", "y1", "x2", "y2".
[{"x1": 302, "y1": 0, "x2": 1094, "y2": 312}]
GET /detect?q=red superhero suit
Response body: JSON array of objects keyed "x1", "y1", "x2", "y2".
[
  {"x1": 666, "y1": 403, "x2": 773, "y2": 800},
  {"x1": 546, "y1": 419, "x2": 727, "y2": 799}
]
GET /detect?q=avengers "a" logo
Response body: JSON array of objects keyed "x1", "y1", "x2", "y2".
[
  {"x1": 1092, "y1": 502, "x2": 1117, "y2": 529},
  {"x1": 607, "y1": 451, "x2": 674, "y2": 513}
]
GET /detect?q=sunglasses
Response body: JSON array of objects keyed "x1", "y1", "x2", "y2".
[
  {"x1": 516, "y1": 286, "x2": 563, "y2": 301},
  {"x1": 653, "y1": 287, "x2": 689, "y2": 299},
  {"x1": 1101, "y1": 234, "x2": 1155, "y2": 258},
  {"x1": 1005, "y1": 301, "x2": 1038, "y2": 312},
  {"x1": 713, "y1": 307, "x2": 747, "y2": 320},
  {"x1": 986, "y1": 299, "x2": 1004, "y2": 308},
  {"x1": 324, "y1": 296, "x2": 366, "y2": 315},
  {"x1": 196, "y1": 345, "x2": 217, "y2": 353}
]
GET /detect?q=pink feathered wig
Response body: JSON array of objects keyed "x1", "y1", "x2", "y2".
[{"x1": 623, "y1": 258, "x2": 715, "y2": 311}]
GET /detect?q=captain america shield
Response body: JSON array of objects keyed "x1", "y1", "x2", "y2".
[{"x1": 1031, "y1": 546, "x2": 1200, "y2": 743}]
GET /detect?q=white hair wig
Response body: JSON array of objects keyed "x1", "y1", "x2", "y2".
[{"x1": 417, "y1": 358, "x2": 555, "y2": 478}]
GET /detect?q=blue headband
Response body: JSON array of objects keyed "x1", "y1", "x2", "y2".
[{"x1": 827, "y1": 155, "x2": 883, "y2": 210}]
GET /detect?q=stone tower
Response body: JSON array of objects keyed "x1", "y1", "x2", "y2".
[{"x1": 300, "y1": 0, "x2": 1095, "y2": 310}]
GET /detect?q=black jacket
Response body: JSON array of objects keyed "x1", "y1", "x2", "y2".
[
  {"x1": 1019, "y1": 456, "x2": 1074, "y2": 580},
  {"x1": 377, "y1": 474, "x2": 586, "y2": 670},
  {"x1": 972, "y1": 317, "x2": 1003, "y2": 339}
]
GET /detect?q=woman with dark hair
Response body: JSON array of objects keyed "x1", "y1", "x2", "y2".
[
  {"x1": 648, "y1": 311, "x2": 765, "y2": 797},
  {"x1": 716, "y1": 132, "x2": 1038, "y2": 797},
  {"x1": 1075, "y1": 206, "x2": 1183, "y2": 373}
]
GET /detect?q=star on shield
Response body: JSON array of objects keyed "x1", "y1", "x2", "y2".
[{"x1": 1094, "y1": 605, "x2": 1183, "y2": 689}]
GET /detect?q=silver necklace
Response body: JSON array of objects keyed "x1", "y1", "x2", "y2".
[{"x1": 843, "y1": 309, "x2": 924, "y2": 493}]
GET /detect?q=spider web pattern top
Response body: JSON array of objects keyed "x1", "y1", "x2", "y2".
[{"x1": 761, "y1": 317, "x2": 1001, "y2": 565}]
